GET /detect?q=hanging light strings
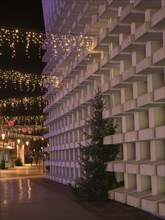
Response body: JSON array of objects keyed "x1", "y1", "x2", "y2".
[
  {"x1": 0, "y1": 69, "x2": 46, "y2": 91},
  {"x1": 43, "y1": 75, "x2": 60, "y2": 89},
  {"x1": 25, "y1": 31, "x2": 44, "y2": 58},
  {"x1": 0, "y1": 27, "x2": 48, "y2": 139},
  {"x1": 0, "y1": 69, "x2": 60, "y2": 90},
  {"x1": 0, "y1": 27, "x2": 45, "y2": 58},
  {"x1": 1, "y1": 115, "x2": 48, "y2": 140},
  {"x1": 3, "y1": 124, "x2": 47, "y2": 132},
  {"x1": 0, "y1": 96, "x2": 46, "y2": 110},
  {"x1": 0, "y1": 27, "x2": 94, "y2": 61},
  {"x1": 43, "y1": 33, "x2": 93, "y2": 60},
  {"x1": 7, "y1": 132, "x2": 44, "y2": 140},
  {"x1": 3, "y1": 115, "x2": 47, "y2": 125}
]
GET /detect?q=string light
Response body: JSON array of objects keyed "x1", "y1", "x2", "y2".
[
  {"x1": 0, "y1": 27, "x2": 45, "y2": 58},
  {"x1": 0, "y1": 69, "x2": 46, "y2": 91},
  {"x1": 43, "y1": 75, "x2": 60, "y2": 89},
  {"x1": 0, "y1": 28, "x2": 93, "y2": 60},
  {"x1": 1, "y1": 115, "x2": 47, "y2": 140},
  {"x1": 3, "y1": 115, "x2": 47, "y2": 125},
  {"x1": 7, "y1": 133, "x2": 44, "y2": 140},
  {"x1": 0, "y1": 27, "x2": 48, "y2": 140},
  {"x1": 3, "y1": 124, "x2": 47, "y2": 132},
  {"x1": 0, "y1": 96, "x2": 46, "y2": 111},
  {"x1": 43, "y1": 34, "x2": 93, "y2": 60},
  {"x1": 0, "y1": 123, "x2": 46, "y2": 140}
]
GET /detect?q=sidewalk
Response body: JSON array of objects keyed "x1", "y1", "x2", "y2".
[
  {"x1": 0, "y1": 165, "x2": 163, "y2": 220},
  {"x1": 36, "y1": 178, "x2": 164, "y2": 220}
]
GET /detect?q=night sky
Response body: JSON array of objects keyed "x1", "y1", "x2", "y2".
[
  {"x1": 0, "y1": 0, "x2": 46, "y2": 116},
  {"x1": 0, "y1": 0, "x2": 44, "y2": 31}
]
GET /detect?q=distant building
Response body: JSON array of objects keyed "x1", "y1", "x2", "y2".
[{"x1": 42, "y1": 0, "x2": 165, "y2": 217}]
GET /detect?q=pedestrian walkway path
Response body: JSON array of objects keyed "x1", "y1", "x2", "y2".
[
  {"x1": 0, "y1": 164, "x2": 44, "y2": 180},
  {"x1": 0, "y1": 165, "x2": 164, "y2": 220}
]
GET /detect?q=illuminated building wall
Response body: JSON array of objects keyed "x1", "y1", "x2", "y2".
[{"x1": 42, "y1": 0, "x2": 165, "y2": 217}]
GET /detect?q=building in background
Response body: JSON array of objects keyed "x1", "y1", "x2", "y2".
[{"x1": 42, "y1": 0, "x2": 165, "y2": 217}]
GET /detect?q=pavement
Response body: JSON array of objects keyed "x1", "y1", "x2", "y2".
[{"x1": 0, "y1": 165, "x2": 164, "y2": 220}]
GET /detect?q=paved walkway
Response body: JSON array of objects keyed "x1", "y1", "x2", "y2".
[{"x1": 0, "y1": 165, "x2": 163, "y2": 220}]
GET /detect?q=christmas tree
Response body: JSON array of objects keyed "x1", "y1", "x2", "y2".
[{"x1": 72, "y1": 88, "x2": 122, "y2": 201}]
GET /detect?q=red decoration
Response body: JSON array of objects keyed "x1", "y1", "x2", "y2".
[
  {"x1": 22, "y1": 127, "x2": 27, "y2": 133},
  {"x1": 7, "y1": 120, "x2": 14, "y2": 127},
  {"x1": 33, "y1": 137, "x2": 37, "y2": 141},
  {"x1": 28, "y1": 130, "x2": 32, "y2": 134}
]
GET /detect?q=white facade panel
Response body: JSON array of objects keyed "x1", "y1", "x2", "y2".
[{"x1": 42, "y1": 0, "x2": 165, "y2": 217}]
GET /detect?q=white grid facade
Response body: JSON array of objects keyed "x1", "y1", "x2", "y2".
[{"x1": 42, "y1": 0, "x2": 165, "y2": 217}]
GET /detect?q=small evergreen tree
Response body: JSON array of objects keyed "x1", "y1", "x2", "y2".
[
  {"x1": 72, "y1": 88, "x2": 122, "y2": 201},
  {"x1": 15, "y1": 156, "x2": 23, "y2": 166}
]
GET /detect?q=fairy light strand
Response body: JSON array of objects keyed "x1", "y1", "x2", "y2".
[
  {"x1": 0, "y1": 96, "x2": 46, "y2": 111},
  {"x1": 43, "y1": 34, "x2": 93, "y2": 60},
  {"x1": 0, "y1": 27, "x2": 94, "y2": 61},
  {"x1": 0, "y1": 69, "x2": 46, "y2": 91},
  {"x1": 0, "y1": 27, "x2": 45, "y2": 58},
  {"x1": 3, "y1": 115, "x2": 47, "y2": 125}
]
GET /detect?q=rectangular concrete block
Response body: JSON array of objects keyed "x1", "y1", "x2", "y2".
[
  {"x1": 115, "y1": 188, "x2": 136, "y2": 203},
  {"x1": 141, "y1": 194, "x2": 165, "y2": 214},
  {"x1": 159, "y1": 201, "x2": 165, "y2": 217},
  {"x1": 127, "y1": 190, "x2": 152, "y2": 208}
]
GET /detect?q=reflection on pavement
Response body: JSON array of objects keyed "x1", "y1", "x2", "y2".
[
  {"x1": 27, "y1": 179, "x2": 32, "y2": 199},
  {"x1": 0, "y1": 179, "x2": 33, "y2": 207},
  {"x1": 0, "y1": 165, "x2": 43, "y2": 207},
  {"x1": 0, "y1": 164, "x2": 44, "y2": 180}
]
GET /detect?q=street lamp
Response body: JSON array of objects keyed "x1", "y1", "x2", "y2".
[
  {"x1": 17, "y1": 139, "x2": 20, "y2": 158},
  {"x1": 2, "y1": 133, "x2": 5, "y2": 158},
  {"x1": 26, "y1": 141, "x2": 29, "y2": 155}
]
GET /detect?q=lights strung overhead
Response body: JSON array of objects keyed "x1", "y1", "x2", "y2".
[
  {"x1": 0, "y1": 27, "x2": 94, "y2": 62},
  {"x1": 1, "y1": 125, "x2": 46, "y2": 141},
  {"x1": 8, "y1": 133, "x2": 44, "y2": 140},
  {"x1": 43, "y1": 34, "x2": 93, "y2": 60},
  {"x1": 0, "y1": 27, "x2": 45, "y2": 58},
  {"x1": 0, "y1": 69, "x2": 46, "y2": 91},
  {"x1": 43, "y1": 75, "x2": 60, "y2": 89},
  {"x1": 1, "y1": 115, "x2": 48, "y2": 140},
  {"x1": 0, "y1": 96, "x2": 46, "y2": 111},
  {"x1": 0, "y1": 28, "x2": 48, "y2": 141},
  {"x1": 0, "y1": 69, "x2": 60, "y2": 91},
  {"x1": 4, "y1": 124, "x2": 47, "y2": 133},
  {"x1": 3, "y1": 115, "x2": 47, "y2": 125}
]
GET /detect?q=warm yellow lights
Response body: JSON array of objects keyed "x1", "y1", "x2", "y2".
[
  {"x1": 0, "y1": 27, "x2": 93, "y2": 60},
  {"x1": 5, "y1": 124, "x2": 46, "y2": 132},
  {"x1": 0, "y1": 69, "x2": 46, "y2": 91},
  {"x1": 0, "y1": 27, "x2": 45, "y2": 58},
  {"x1": 1, "y1": 133, "x2": 5, "y2": 140},
  {"x1": 3, "y1": 115, "x2": 47, "y2": 125},
  {"x1": 2, "y1": 115, "x2": 47, "y2": 140},
  {"x1": 0, "y1": 96, "x2": 46, "y2": 110},
  {"x1": 43, "y1": 34, "x2": 93, "y2": 60},
  {"x1": 43, "y1": 75, "x2": 60, "y2": 89}
]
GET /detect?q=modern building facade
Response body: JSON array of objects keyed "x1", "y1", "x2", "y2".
[{"x1": 42, "y1": 0, "x2": 165, "y2": 217}]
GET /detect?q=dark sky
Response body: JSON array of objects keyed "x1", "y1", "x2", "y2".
[
  {"x1": 0, "y1": 0, "x2": 45, "y2": 73},
  {"x1": 0, "y1": 0, "x2": 45, "y2": 31}
]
